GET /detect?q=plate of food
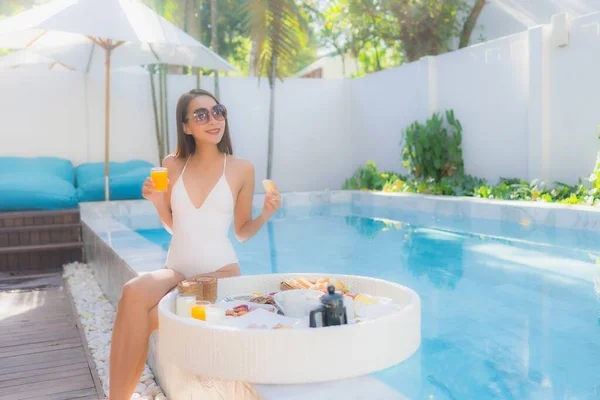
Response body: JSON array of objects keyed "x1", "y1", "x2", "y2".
[
  {"x1": 218, "y1": 300, "x2": 277, "y2": 316},
  {"x1": 216, "y1": 308, "x2": 303, "y2": 330},
  {"x1": 280, "y1": 277, "x2": 350, "y2": 294},
  {"x1": 221, "y1": 292, "x2": 277, "y2": 305}
]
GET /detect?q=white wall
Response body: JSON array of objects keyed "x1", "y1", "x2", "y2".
[
  {"x1": 546, "y1": 13, "x2": 600, "y2": 183},
  {"x1": 270, "y1": 78, "x2": 354, "y2": 191},
  {"x1": 350, "y1": 61, "x2": 429, "y2": 174},
  {"x1": 86, "y1": 68, "x2": 158, "y2": 166},
  {"x1": 349, "y1": 31, "x2": 531, "y2": 183},
  {"x1": 435, "y1": 32, "x2": 529, "y2": 182},
  {"x1": 0, "y1": 68, "x2": 89, "y2": 164},
  {"x1": 166, "y1": 75, "x2": 353, "y2": 191},
  {"x1": 0, "y1": 69, "x2": 352, "y2": 192},
  {"x1": 350, "y1": 11, "x2": 600, "y2": 184},
  {"x1": 0, "y1": 67, "x2": 159, "y2": 166}
]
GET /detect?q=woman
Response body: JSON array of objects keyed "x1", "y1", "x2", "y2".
[{"x1": 108, "y1": 89, "x2": 281, "y2": 399}]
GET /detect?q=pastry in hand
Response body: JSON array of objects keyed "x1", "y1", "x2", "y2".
[{"x1": 262, "y1": 179, "x2": 278, "y2": 194}]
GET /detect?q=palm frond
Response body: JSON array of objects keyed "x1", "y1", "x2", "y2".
[{"x1": 243, "y1": 0, "x2": 308, "y2": 82}]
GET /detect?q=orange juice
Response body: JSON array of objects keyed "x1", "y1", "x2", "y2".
[
  {"x1": 191, "y1": 301, "x2": 210, "y2": 321},
  {"x1": 151, "y1": 167, "x2": 168, "y2": 192}
]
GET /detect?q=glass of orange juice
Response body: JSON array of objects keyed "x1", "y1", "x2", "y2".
[
  {"x1": 151, "y1": 167, "x2": 168, "y2": 192},
  {"x1": 191, "y1": 300, "x2": 211, "y2": 321}
]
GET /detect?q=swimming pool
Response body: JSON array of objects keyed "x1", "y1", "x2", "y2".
[{"x1": 124, "y1": 202, "x2": 600, "y2": 400}]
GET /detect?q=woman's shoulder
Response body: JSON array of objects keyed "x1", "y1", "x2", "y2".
[
  {"x1": 227, "y1": 155, "x2": 254, "y2": 185},
  {"x1": 227, "y1": 155, "x2": 254, "y2": 175},
  {"x1": 162, "y1": 154, "x2": 186, "y2": 172}
]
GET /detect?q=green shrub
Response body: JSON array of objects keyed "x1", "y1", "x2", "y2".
[
  {"x1": 343, "y1": 112, "x2": 600, "y2": 207},
  {"x1": 343, "y1": 161, "x2": 406, "y2": 191},
  {"x1": 401, "y1": 110, "x2": 464, "y2": 181}
]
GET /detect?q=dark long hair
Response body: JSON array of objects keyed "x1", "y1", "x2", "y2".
[{"x1": 175, "y1": 89, "x2": 233, "y2": 158}]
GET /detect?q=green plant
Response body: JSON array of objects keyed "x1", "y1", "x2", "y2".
[
  {"x1": 343, "y1": 120, "x2": 600, "y2": 209},
  {"x1": 343, "y1": 161, "x2": 386, "y2": 190},
  {"x1": 401, "y1": 110, "x2": 464, "y2": 182}
]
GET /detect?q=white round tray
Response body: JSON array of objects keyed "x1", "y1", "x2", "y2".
[{"x1": 157, "y1": 273, "x2": 421, "y2": 384}]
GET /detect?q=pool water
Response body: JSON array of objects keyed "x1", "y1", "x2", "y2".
[{"x1": 133, "y1": 205, "x2": 600, "y2": 400}]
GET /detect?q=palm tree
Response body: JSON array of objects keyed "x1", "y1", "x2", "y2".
[
  {"x1": 210, "y1": 0, "x2": 220, "y2": 98},
  {"x1": 244, "y1": 0, "x2": 308, "y2": 179}
]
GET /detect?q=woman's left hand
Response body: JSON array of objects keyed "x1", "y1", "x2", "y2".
[{"x1": 261, "y1": 189, "x2": 281, "y2": 220}]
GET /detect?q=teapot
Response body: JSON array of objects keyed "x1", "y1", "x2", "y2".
[{"x1": 309, "y1": 285, "x2": 348, "y2": 328}]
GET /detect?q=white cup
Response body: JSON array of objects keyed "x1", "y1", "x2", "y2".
[
  {"x1": 204, "y1": 304, "x2": 225, "y2": 322},
  {"x1": 276, "y1": 289, "x2": 323, "y2": 318},
  {"x1": 175, "y1": 294, "x2": 196, "y2": 318},
  {"x1": 343, "y1": 296, "x2": 355, "y2": 320}
]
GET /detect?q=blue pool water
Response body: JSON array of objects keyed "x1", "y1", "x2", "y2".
[{"x1": 132, "y1": 205, "x2": 600, "y2": 399}]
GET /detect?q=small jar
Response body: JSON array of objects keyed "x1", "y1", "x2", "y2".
[
  {"x1": 176, "y1": 294, "x2": 196, "y2": 318},
  {"x1": 204, "y1": 304, "x2": 226, "y2": 322}
]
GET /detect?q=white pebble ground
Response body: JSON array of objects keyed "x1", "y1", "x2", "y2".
[{"x1": 63, "y1": 262, "x2": 167, "y2": 400}]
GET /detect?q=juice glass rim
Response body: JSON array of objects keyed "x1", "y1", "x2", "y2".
[{"x1": 151, "y1": 167, "x2": 167, "y2": 172}]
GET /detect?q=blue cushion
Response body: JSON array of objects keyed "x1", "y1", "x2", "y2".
[
  {"x1": 0, "y1": 172, "x2": 78, "y2": 211},
  {"x1": 76, "y1": 161, "x2": 155, "y2": 202},
  {"x1": 0, "y1": 156, "x2": 74, "y2": 184}
]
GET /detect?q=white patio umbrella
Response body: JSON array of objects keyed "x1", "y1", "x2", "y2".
[
  {"x1": 0, "y1": 30, "x2": 236, "y2": 74},
  {"x1": 0, "y1": 48, "x2": 73, "y2": 71},
  {"x1": 0, "y1": 0, "x2": 236, "y2": 200}
]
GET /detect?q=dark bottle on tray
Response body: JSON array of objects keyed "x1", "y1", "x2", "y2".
[{"x1": 309, "y1": 285, "x2": 348, "y2": 328}]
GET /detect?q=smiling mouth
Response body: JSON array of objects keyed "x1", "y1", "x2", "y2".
[{"x1": 206, "y1": 128, "x2": 221, "y2": 135}]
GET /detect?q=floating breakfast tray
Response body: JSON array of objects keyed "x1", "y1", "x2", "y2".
[{"x1": 157, "y1": 273, "x2": 421, "y2": 384}]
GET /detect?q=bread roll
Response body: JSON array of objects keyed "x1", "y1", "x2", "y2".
[
  {"x1": 296, "y1": 278, "x2": 312, "y2": 289},
  {"x1": 262, "y1": 179, "x2": 278, "y2": 194}
]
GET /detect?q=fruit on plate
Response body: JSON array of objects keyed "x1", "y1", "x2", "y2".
[
  {"x1": 353, "y1": 294, "x2": 378, "y2": 305},
  {"x1": 249, "y1": 296, "x2": 275, "y2": 305},
  {"x1": 353, "y1": 294, "x2": 393, "y2": 305},
  {"x1": 226, "y1": 304, "x2": 249, "y2": 317}
]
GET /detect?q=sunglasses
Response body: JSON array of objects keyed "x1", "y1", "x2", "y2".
[{"x1": 188, "y1": 104, "x2": 227, "y2": 125}]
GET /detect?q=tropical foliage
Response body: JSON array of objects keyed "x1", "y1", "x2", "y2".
[
  {"x1": 2, "y1": 0, "x2": 487, "y2": 77},
  {"x1": 344, "y1": 113, "x2": 600, "y2": 207},
  {"x1": 307, "y1": 0, "x2": 487, "y2": 75}
]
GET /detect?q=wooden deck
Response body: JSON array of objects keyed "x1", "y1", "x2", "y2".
[{"x1": 0, "y1": 274, "x2": 104, "y2": 400}]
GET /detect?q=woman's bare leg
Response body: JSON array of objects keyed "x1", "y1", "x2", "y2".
[
  {"x1": 108, "y1": 269, "x2": 184, "y2": 400},
  {"x1": 110, "y1": 264, "x2": 239, "y2": 399},
  {"x1": 129, "y1": 304, "x2": 159, "y2": 391}
]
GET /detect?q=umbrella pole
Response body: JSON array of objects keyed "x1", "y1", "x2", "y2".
[
  {"x1": 93, "y1": 38, "x2": 123, "y2": 201},
  {"x1": 104, "y1": 44, "x2": 112, "y2": 201}
]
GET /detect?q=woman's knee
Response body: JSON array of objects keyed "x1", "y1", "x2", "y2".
[
  {"x1": 119, "y1": 277, "x2": 148, "y2": 308},
  {"x1": 119, "y1": 270, "x2": 184, "y2": 310}
]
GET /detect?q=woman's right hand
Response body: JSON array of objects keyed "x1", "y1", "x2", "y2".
[{"x1": 142, "y1": 177, "x2": 166, "y2": 203}]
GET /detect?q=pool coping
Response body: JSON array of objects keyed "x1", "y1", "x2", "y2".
[
  {"x1": 351, "y1": 190, "x2": 600, "y2": 232},
  {"x1": 254, "y1": 189, "x2": 600, "y2": 230}
]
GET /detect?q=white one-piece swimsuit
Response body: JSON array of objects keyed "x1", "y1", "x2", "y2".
[{"x1": 165, "y1": 154, "x2": 238, "y2": 279}]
